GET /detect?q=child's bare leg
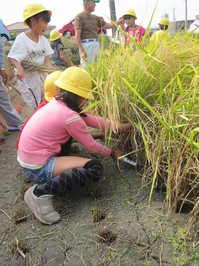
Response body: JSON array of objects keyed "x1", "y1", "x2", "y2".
[{"x1": 53, "y1": 156, "x2": 91, "y2": 177}]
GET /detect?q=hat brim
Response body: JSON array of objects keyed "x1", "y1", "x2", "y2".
[
  {"x1": 24, "y1": 9, "x2": 52, "y2": 25},
  {"x1": 54, "y1": 79, "x2": 94, "y2": 100},
  {"x1": 50, "y1": 32, "x2": 63, "y2": 42},
  {"x1": 158, "y1": 23, "x2": 169, "y2": 26},
  {"x1": 122, "y1": 14, "x2": 137, "y2": 20}
]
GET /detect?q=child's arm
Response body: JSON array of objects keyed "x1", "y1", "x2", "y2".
[
  {"x1": 44, "y1": 55, "x2": 56, "y2": 69},
  {"x1": 59, "y1": 49, "x2": 73, "y2": 67},
  {"x1": 8, "y1": 58, "x2": 24, "y2": 81},
  {"x1": 82, "y1": 113, "x2": 111, "y2": 131},
  {"x1": 83, "y1": 113, "x2": 131, "y2": 134}
]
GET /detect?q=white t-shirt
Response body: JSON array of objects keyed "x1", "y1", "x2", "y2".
[
  {"x1": 8, "y1": 32, "x2": 53, "y2": 64},
  {"x1": 8, "y1": 33, "x2": 53, "y2": 107}
]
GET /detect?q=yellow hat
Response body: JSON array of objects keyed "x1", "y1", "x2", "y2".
[
  {"x1": 44, "y1": 71, "x2": 62, "y2": 102},
  {"x1": 23, "y1": 3, "x2": 52, "y2": 26},
  {"x1": 50, "y1": 29, "x2": 63, "y2": 42},
  {"x1": 54, "y1": 66, "x2": 94, "y2": 100},
  {"x1": 159, "y1": 18, "x2": 169, "y2": 26},
  {"x1": 122, "y1": 9, "x2": 137, "y2": 20}
]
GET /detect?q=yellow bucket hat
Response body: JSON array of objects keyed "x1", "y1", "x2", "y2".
[
  {"x1": 54, "y1": 67, "x2": 94, "y2": 100},
  {"x1": 44, "y1": 71, "x2": 62, "y2": 102},
  {"x1": 122, "y1": 9, "x2": 137, "y2": 20},
  {"x1": 159, "y1": 18, "x2": 169, "y2": 26},
  {"x1": 23, "y1": 3, "x2": 52, "y2": 26},
  {"x1": 50, "y1": 29, "x2": 63, "y2": 42}
]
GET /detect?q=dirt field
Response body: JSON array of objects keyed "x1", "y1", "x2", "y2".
[{"x1": 0, "y1": 91, "x2": 199, "y2": 266}]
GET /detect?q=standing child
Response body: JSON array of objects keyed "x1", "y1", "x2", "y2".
[
  {"x1": 18, "y1": 66, "x2": 131, "y2": 225},
  {"x1": 50, "y1": 29, "x2": 73, "y2": 67},
  {"x1": 122, "y1": 9, "x2": 145, "y2": 46},
  {"x1": 8, "y1": 3, "x2": 54, "y2": 108}
]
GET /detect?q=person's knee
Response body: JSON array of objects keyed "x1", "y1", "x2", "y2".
[
  {"x1": 58, "y1": 159, "x2": 104, "y2": 192},
  {"x1": 84, "y1": 159, "x2": 104, "y2": 182}
]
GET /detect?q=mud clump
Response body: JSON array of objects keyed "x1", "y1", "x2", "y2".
[
  {"x1": 88, "y1": 188, "x2": 102, "y2": 199},
  {"x1": 98, "y1": 227, "x2": 117, "y2": 243}
]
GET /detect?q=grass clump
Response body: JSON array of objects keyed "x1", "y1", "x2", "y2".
[{"x1": 10, "y1": 238, "x2": 30, "y2": 258}]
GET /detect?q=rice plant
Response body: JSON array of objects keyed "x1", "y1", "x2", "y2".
[{"x1": 88, "y1": 30, "x2": 199, "y2": 233}]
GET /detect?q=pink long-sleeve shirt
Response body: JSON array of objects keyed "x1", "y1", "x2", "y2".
[{"x1": 17, "y1": 99, "x2": 112, "y2": 165}]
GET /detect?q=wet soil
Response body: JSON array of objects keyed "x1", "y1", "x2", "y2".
[{"x1": 0, "y1": 91, "x2": 198, "y2": 266}]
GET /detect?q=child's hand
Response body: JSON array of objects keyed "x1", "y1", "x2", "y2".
[
  {"x1": 67, "y1": 59, "x2": 74, "y2": 67},
  {"x1": 118, "y1": 122, "x2": 131, "y2": 133},
  {"x1": 118, "y1": 19, "x2": 125, "y2": 27},
  {"x1": 16, "y1": 65, "x2": 24, "y2": 81},
  {"x1": 148, "y1": 30, "x2": 153, "y2": 38},
  {"x1": 110, "y1": 149, "x2": 123, "y2": 162}
]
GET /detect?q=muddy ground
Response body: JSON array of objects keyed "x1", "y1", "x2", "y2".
[{"x1": 0, "y1": 91, "x2": 199, "y2": 266}]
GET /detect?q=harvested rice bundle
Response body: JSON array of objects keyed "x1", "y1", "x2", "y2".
[{"x1": 21, "y1": 60, "x2": 56, "y2": 73}]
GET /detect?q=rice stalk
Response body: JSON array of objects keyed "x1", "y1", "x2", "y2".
[{"x1": 21, "y1": 60, "x2": 57, "y2": 73}]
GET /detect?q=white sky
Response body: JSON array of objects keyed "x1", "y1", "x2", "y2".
[{"x1": 1, "y1": 0, "x2": 198, "y2": 30}]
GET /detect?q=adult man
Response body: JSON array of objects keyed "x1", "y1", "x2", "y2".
[
  {"x1": 74, "y1": 0, "x2": 124, "y2": 66},
  {"x1": 0, "y1": 38, "x2": 24, "y2": 134}
]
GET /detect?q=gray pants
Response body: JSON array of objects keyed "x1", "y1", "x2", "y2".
[
  {"x1": 0, "y1": 78, "x2": 24, "y2": 130},
  {"x1": 81, "y1": 40, "x2": 101, "y2": 67}
]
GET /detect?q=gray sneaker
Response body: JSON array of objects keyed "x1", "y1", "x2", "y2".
[{"x1": 24, "y1": 185, "x2": 61, "y2": 225}]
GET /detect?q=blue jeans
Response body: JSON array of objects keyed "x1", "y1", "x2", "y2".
[{"x1": 23, "y1": 156, "x2": 56, "y2": 184}]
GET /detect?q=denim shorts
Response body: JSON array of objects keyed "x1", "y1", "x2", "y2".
[{"x1": 23, "y1": 157, "x2": 56, "y2": 184}]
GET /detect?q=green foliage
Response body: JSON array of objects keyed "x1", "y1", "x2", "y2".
[
  {"x1": 44, "y1": 33, "x2": 50, "y2": 39},
  {"x1": 9, "y1": 31, "x2": 16, "y2": 40},
  {"x1": 61, "y1": 36, "x2": 80, "y2": 65}
]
